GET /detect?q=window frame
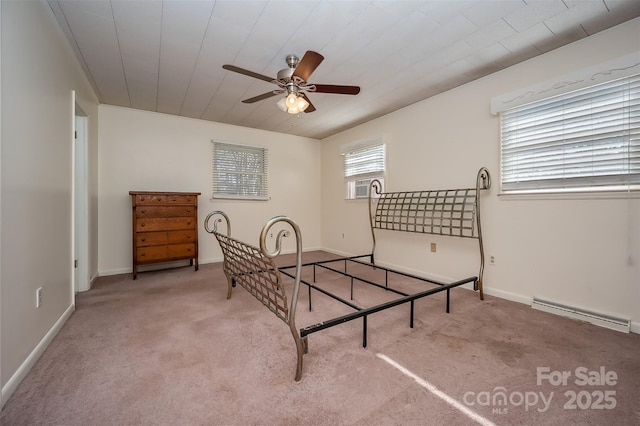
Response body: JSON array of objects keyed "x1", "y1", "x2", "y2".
[
  {"x1": 342, "y1": 141, "x2": 385, "y2": 200},
  {"x1": 211, "y1": 140, "x2": 268, "y2": 201},
  {"x1": 499, "y1": 74, "x2": 640, "y2": 196}
]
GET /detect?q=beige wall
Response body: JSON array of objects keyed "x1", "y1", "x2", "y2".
[
  {"x1": 1, "y1": 0, "x2": 100, "y2": 402},
  {"x1": 321, "y1": 18, "x2": 640, "y2": 331},
  {"x1": 97, "y1": 105, "x2": 322, "y2": 276}
]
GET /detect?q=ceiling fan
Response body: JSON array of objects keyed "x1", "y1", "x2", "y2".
[{"x1": 222, "y1": 51, "x2": 360, "y2": 114}]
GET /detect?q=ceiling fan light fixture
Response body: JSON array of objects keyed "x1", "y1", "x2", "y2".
[
  {"x1": 296, "y1": 96, "x2": 309, "y2": 112},
  {"x1": 277, "y1": 94, "x2": 309, "y2": 114}
]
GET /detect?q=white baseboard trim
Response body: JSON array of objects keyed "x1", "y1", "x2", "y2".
[
  {"x1": 198, "y1": 257, "x2": 222, "y2": 266},
  {"x1": 631, "y1": 321, "x2": 640, "y2": 334},
  {"x1": 319, "y1": 247, "x2": 355, "y2": 258},
  {"x1": 98, "y1": 266, "x2": 132, "y2": 277},
  {"x1": 1, "y1": 303, "x2": 75, "y2": 409},
  {"x1": 99, "y1": 259, "x2": 205, "y2": 277},
  {"x1": 482, "y1": 287, "x2": 532, "y2": 306},
  {"x1": 89, "y1": 272, "x2": 99, "y2": 290}
]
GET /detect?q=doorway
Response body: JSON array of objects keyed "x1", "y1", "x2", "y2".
[{"x1": 74, "y1": 103, "x2": 89, "y2": 293}]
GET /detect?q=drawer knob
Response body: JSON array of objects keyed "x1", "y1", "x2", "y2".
[
  {"x1": 140, "y1": 252, "x2": 146, "y2": 257},
  {"x1": 141, "y1": 223, "x2": 145, "y2": 227},
  {"x1": 141, "y1": 238, "x2": 146, "y2": 242}
]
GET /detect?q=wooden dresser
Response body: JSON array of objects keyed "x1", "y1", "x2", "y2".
[{"x1": 130, "y1": 191, "x2": 200, "y2": 279}]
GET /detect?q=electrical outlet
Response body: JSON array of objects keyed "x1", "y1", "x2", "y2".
[
  {"x1": 430, "y1": 243, "x2": 436, "y2": 253},
  {"x1": 36, "y1": 287, "x2": 42, "y2": 308},
  {"x1": 490, "y1": 255, "x2": 496, "y2": 265},
  {"x1": 341, "y1": 233, "x2": 345, "y2": 238}
]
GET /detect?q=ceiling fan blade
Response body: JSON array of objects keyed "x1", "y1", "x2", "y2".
[
  {"x1": 300, "y1": 93, "x2": 316, "y2": 113},
  {"x1": 313, "y1": 84, "x2": 360, "y2": 95},
  {"x1": 292, "y1": 51, "x2": 324, "y2": 81},
  {"x1": 223, "y1": 64, "x2": 274, "y2": 83},
  {"x1": 242, "y1": 91, "x2": 281, "y2": 103}
]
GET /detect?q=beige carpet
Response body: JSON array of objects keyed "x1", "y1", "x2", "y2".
[{"x1": 2, "y1": 251, "x2": 639, "y2": 425}]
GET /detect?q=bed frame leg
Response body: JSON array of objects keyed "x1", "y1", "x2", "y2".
[
  {"x1": 226, "y1": 276, "x2": 234, "y2": 299},
  {"x1": 410, "y1": 300, "x2": 414, "y2": 328},
  {"x1": 350, "y1": 277, "x2": 354, "y2": 300},
  {"x1": 362, "y1": 316, "x2": 368, "y2": 348},
  {"x1": 292, "y1": 331, "x2": 306, "y2": 382},
  {"x1": 446, "y1": 289, "x2": 450, "y2": 313}
]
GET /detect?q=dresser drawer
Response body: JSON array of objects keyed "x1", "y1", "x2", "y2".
[
  {"x1": 136, "y1": 217, "x2": 195, "y2": 232},
  {"x1": 136, "y1": 231, "x2": 167, "y2": 247},
  {"x1": 135, "y1": 194, "x2": 197, "y2": 205},
  {"x1": 136, "y1": 246, "x2": 168, "y2": 263},
  {"x1": 168, "y1": 243, "x2": 196, "y2": 258},
  {"x1": 167, "y1": 230, "x2": 196, "y2": 244},
  {"x1": 136, "y1": 206, "x2": 196, "y2": 218}
]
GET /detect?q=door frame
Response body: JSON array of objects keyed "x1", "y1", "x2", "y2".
[{"x1": 73, "y1": 95, "x2": 89, "y2": 293}]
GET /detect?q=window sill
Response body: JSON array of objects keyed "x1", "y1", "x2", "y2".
[
  {"x1": 499, "y1": 187, "x2": 640, "y2": 201},
  {"x1": 211, "y1": 195, "x2": 270, "y2": 201}
]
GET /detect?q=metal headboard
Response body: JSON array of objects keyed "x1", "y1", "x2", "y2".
[{"x1": 368, "y1": 167, "x2": 491, "y2": 299}]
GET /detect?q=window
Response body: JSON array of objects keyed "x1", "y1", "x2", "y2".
[
  {"x1": 500, "y1": 74, "x2": 640, "y2": 193},
  {"x1": 343, "y1": 142, "x2": 385, "y2": 199},
  {"x1": 212, "y1": 141, "x2": 268, "y2": 200}
]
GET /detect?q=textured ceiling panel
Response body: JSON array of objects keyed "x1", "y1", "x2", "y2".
[
  {"x1": 111, "y1": 1, "x2": 162, "y2": 111},
  {"x1": 48, "y1": 0, "x2": 640, "y2": 139}
]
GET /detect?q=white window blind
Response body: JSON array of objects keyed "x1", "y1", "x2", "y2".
[
  {"x1": 344, "y1": 143, "x2": 385, "y2": 180},
  {"x1": 343, "y1": 143, "x2": 385, "y2": 199},
  {"x1": 501, "y1": 74, "x2": 640, "y2": 192},
  {"x1": 212, "y1": 141, "x2": 268, "y2": 200}
]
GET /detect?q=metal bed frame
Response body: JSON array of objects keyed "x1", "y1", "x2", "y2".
[{"x1": 205, "y1": 167, "x2": 490, "y2": 381}]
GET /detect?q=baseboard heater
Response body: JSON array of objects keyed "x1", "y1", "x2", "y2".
[{"x1": 531, "y1": 298, "x2": 630, "y2": 333}]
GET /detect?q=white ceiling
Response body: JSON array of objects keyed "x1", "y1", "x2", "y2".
[{"x1": 48, "y1": 0, "x2": 640, "y2": 139}]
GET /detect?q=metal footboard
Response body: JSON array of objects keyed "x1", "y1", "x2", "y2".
[{"x1": 205, "y1": 211, "x2": 306, "y2": 381}]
